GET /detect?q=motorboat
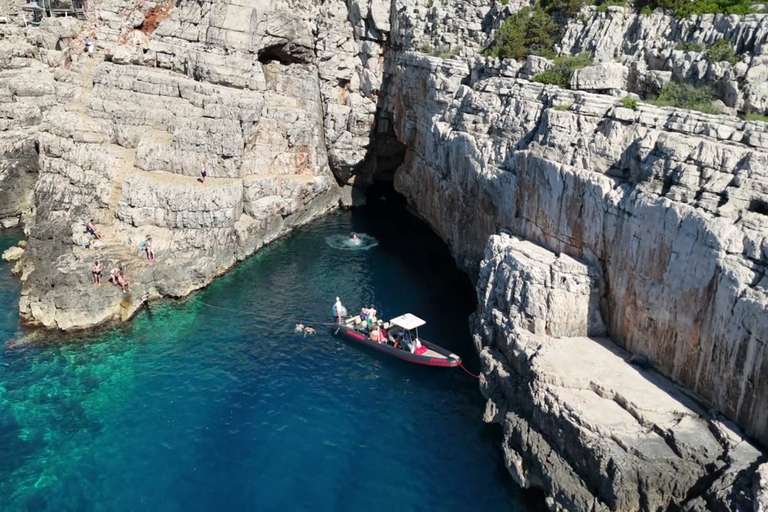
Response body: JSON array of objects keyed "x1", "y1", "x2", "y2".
[{"x1": 331, "y1": 312, "x2": 461, "y2": 367}]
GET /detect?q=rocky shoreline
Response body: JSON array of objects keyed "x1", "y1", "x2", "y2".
[{"x1": 1, "y1": 0, "x2": 768, "y2": 509}]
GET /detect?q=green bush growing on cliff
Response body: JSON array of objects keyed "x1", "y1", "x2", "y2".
[
  {"x1": 745, "y1": 112, "x2": 768, "y2": 123},
  {"x1": 532, "y1": 52, "x2": 593, "y2": 88},
  {"x1": 639, "y1": 4, "x2": 654, "y2": 13},
  {"x1": 676, "y1": 41, "x2": 705, "y2": 52},
  {"x1": 637, "y1": 0, "x2": 756, "y2": 17},
  {"x1": 649, "y1": 82, "x2": 722, "y2": 114},
  {"x1": 540, "y1": 0, "x2": 590, "y2": 16},
  {"x1": 484, "y1": 6, "x2": 559, "y2": 60},
  {"x1": 705, "y1": 39, "x2": 740, "y2": 64},
  {"x1": 595, "y1": 0, "x2": 627, "y2": 13},
  {"x1": 619, "y1": 97, "x2": 638, "y2": 109}
]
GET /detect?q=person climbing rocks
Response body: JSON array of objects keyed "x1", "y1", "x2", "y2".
[
  {"x1": 84, "y1": 36, "x2": 93, "y2": 58},
  {"x1": 200, "y1": 161, "x2": 206, "y2": 184},
  {"x1": 86, "y1": 219, "x2": 103, "y2": 240},
  {"x1": 92, "y1": 260, "x2": 103, "y2": 285},
  {"x1": 145, "y1": 236, "x2": 155, "y2": 262}
]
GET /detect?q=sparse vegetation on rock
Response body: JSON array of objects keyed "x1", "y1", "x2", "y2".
[
  {"x1": 532, "y1": 52, "x2": 593, "y2": 88},
  {"x1": 649, "y1": 82, "x2": 722, "y2": 114},
  {"x1": 484, "y1": 6, "x2": 559, "y2": 60},
  {"x1": 705, "y1": 39, "x2": 740, "y2": 64}
]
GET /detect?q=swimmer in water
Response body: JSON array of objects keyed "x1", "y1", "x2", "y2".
[
  {"x1": 350, "y1": 232, "x2": 359, "y2": 240},
  {"x1": 295, "y1": 321, "x2": 304, "y2": 332},
  {"x1": 304, "y1": 326, "x2": 316, "y2": 336}
]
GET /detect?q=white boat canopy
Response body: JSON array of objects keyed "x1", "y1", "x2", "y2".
[{"x1": 389, "y1": 313, "x2": 426, "y2": 330}]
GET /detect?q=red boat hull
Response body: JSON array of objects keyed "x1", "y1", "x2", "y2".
[{"x1": 330, "y1": 324, "x2": 461, "y2": 367}]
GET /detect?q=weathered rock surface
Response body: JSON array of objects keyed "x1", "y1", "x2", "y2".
[
  {"x1": 2, "y1": 0, "x2": 768, "y2": 509},
  {"x1": 475, "y1": 233, "x2": 766, "y2": 511},
  {"x1": 1, "y1": 0, "x2": 342, "y2": 330},
  {"x1": 389, "y1": 52, "x2": 768, "y2": 451}
]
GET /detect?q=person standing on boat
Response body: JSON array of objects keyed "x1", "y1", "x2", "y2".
[
  {"x1": 368, "y1": 305, "x2": 377, "y2": 324},
  {"x1": 334, "y1": 296, "x2": 344, "y2": 323}
]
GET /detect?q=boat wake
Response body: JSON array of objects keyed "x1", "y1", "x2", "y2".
[{"x1": 325, "y1": 234, "x2": 378, "y2": 251}]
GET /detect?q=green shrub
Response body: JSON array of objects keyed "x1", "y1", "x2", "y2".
[
  {"x1": 649, "y1": 82, "x2": 722, "y2": 114},
  {"x1": 419, "y1": 43, "x2": 434, "y2": 54},
  {"x1": 744, "y1": 112, "x2": 768, "y2": 123},
  {"x1": 484, "y1": 6, "x2": 560, "y2": 61},
  {"x1": 676, "y1": 41, "x2": 705, "y2": 52},
  {"x1": 554, "y1": 103, "x2": 573, "y2": 111},
  {"x1": 619, "y1": 97, "x2": 638, "y2": 109},
  {"x1": 595, "y1": 0, "x2": 627, "y2": 12},
  {"x1": 439, "y1": 49, "x2": 458, "y2": 59},
  {"x1": 540, "y1": 0, "x2": 590, "y2": 16},
  {"x1": 637, "y1": 0, "x2": 756, "y2": 17},
  {"x1": 639, "y1": 4, "x2": 653, "y2": 13},
  {"x1": 705, "y1": 39, "x2": 739, "y2": 64},
  {"x1": 499, "y1": 0, "x2": 509, "y2": 4},
  {"x1": 532, "y1": 52, "x2": 593, "y2": 89}
]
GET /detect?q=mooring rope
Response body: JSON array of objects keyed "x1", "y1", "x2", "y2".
[{"x1": 458, "y1": 361, "x2": 487, "y2": 382}]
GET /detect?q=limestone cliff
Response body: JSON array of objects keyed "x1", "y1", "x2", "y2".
[{"x1": 2, "y1": 0, "x2": 768, "y2": 509}]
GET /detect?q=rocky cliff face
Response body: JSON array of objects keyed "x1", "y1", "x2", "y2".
[
  {"x1": 387, "y1": 29, "x2": 768, "y2": 450},
  {"x1": 2, "y1": 0, "x2": 768, "y2": 509},
  {"x1": 1, "y1": 0, "x2": 344, "y2": 330}
]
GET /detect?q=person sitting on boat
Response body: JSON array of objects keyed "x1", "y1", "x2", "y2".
[
  {"x1": 295, "y1": 321, "x2": 304, "y2": 333},
  {"x1": 360, "y1": 306, "x2": 369, "y2": 322},
  {"x1": 377, "y1": 321, "x2": 387, "y2": 345},
  {"x1": 370, "y1": 328, "x2": 380, "y2": 343}
]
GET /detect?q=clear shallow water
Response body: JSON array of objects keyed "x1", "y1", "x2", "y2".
[{"x1": 0, "y1": 208, "x2": 538, "y2": 512}]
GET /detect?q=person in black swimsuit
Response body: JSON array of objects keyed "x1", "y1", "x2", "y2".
[{"x1": 92, "y1": 260, "x2": 103, "y2": 285}]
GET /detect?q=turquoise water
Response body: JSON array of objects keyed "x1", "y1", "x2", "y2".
[{"x1": 0, "y1": 208, "x2": 537, "y2": 512}]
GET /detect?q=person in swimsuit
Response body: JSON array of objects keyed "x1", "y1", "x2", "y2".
[
  {"x1": 334, "y1": 297, "x2": 343, "y2": 323},
  {"x1": 295, "y1": 321, "x2": 304, "y2": 332},
  {"x1": 145, "y1": 236, "x2": 155, "y2": 262},
  {"x1": 92, "y1": 260, "x2": 103, "y2": 285},
  {"x1": 86, "y1": 219, "x2": 103, "y2": 240},
  {"x1": 116, "y1": 271, "x2": 131, "y2": 293},
  {"x1": 304, "y1": 326, "x2": 316, "y2": 335}
]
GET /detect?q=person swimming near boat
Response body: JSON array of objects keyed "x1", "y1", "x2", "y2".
[
  {"x1": 295, "y1": 321, "x2": 304, "y2": 333},
  {"x1": 304, "y1": 326, "x2": 316, "y2": 335}
]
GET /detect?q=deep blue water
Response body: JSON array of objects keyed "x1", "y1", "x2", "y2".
[{"x1": 0, "y1": 208, "x2": 537, "y2": 512}]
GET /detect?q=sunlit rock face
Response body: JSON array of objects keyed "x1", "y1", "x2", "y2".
[
  {"x1": 2, "y1": 0, "x2": 340, "y2": 330},
  {"x1": 3, "y1": 0, "x2": 768, "y2": 508}
]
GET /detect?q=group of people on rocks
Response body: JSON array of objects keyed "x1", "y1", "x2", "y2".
[{"x1": 91, "y1": 261, "x2": 131, "y2": 292}]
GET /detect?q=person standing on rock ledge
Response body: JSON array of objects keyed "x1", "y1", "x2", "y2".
[
  {"x1": 84, "y1": 36, "x2": 93, "y2": 58},
  {"x1": 200, "y1": 161, "x2": 206, "y2": 184},
  {"x1": 92, "y1": 261, "x2": 103, "y2": 286}
]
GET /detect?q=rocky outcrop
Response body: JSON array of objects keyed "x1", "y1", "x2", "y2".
[
  {"x1": 475, "y1": 233, "x2": 766, "y2": 511},
  {"x1": 387, "y1": 50, "x2": 768, "y2": 450},
  {"x1": 560, "y1": 9, "x2": 768, "y2": 111},
  {"x1": 1, "y1": 0, "x2": 342, "y2": 330}
]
